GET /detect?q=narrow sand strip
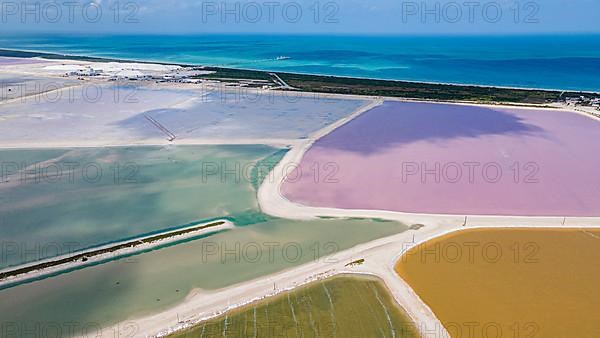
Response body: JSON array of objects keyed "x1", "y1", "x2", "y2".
[{"x1": 0, "y1": 220, "x2": 233, "y2": 289}]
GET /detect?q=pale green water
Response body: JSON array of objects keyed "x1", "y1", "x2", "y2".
[
  {"x1": 0, "y1": 145, "x2": 282, "y2": 268},
  {"x1": 0, "y1": 145, "x2": 408, "y2": 335},
  {"x1": 0, "y1": 217, "x2": 406, "y2": 335}
]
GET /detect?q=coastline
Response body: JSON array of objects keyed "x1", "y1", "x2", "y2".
[{"x1": 2, "y1": 47, "x2": 600, "y2": 95}]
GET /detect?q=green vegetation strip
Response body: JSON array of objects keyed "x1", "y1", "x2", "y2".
[
  {"x1": 276, "y1": 72, "x2": 598, "y2": 104},
  {"x1": 196, "y1": 67, "x2": 600, "y2": 104},
  {"x1": 197, "y1": 69, "x2": 599, "y2": 104},
  {"x1": 171, "y1": 275, "x2": 420, "y2": 338},
  {"x1": 345, "y1": 259, "x2": 365, "y2": 267},
  {"x1": 0, "y1": 221, "x2": 225, "y2": 280}
]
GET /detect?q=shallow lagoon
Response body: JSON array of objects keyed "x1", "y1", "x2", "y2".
[
  {"x1": 0, "y1": 144, "x2": 408, "y2": 335},
  {"x1": 172, "y1": 274, "x2": 419, "y2": 338},
  {"x1": 396, "y1": 228, "x2": 600, "y2": 338},
  {"x1": 283, "y1": 101, "x2": 600, "y2": 216},
  {"x1": 0, "y1": 85, "x2": 190, "y2": 146},
  {"x1": 0, "y1": 84, "x2": 365, "y2": 146},
  {"x1": 0, "y1": 217, "x2": 407, "y2": 335},
  {"x1": 119, "y1": 90, "x2": 365, "y2": 140},
  {"x1": 0, "y1": 145, "x2": 282, "y2": 268}
]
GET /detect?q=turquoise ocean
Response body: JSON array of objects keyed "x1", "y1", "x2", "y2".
[{"x1": 1, "y1": 34, "x2": 599, "y2": 92}]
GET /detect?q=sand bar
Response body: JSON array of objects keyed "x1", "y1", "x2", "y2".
[{"x1": 0, "y1": 220, "x2": 233, "y2": 289}]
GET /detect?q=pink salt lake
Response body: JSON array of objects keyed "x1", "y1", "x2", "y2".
[{"x1": 281, "y1": 101, "x2": 600, "y2": 216}]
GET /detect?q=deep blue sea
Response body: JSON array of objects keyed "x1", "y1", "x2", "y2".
[{"x1": 1, "y1": 34, "x2": 599, "y2": 92}]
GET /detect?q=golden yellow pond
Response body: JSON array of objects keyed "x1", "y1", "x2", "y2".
[{"x1": 395, "y1": 228, "x2": 600, "y2": 338}]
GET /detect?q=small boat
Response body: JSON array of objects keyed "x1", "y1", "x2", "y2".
[{"x1": 275, "y1": 56, "x2": 291, "y2": 61}]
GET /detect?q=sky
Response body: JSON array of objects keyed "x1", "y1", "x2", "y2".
[{"x1": 0, "y1": 0, "x2": 599, "y2": 35}]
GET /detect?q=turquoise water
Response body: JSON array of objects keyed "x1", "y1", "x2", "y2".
[{"x1": 1, "y1": 34, "x2": 600, "y2": 91}]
